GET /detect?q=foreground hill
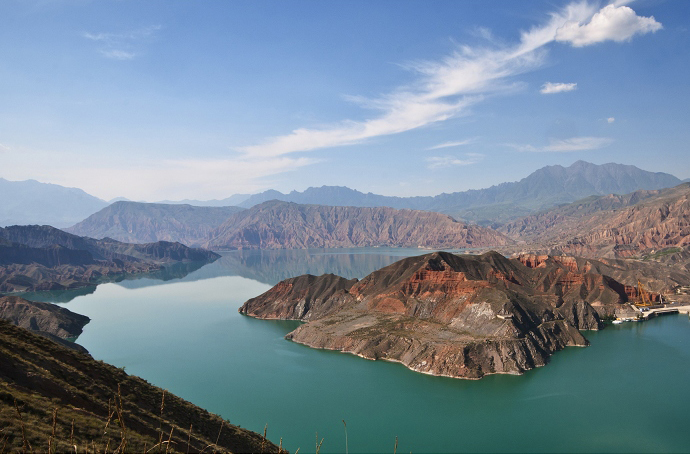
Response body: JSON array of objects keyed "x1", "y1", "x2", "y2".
[
  {"x1": 206, "y1": 201, "x2": 513, "y2": 250},
  {"x1": 502, "y1": 183, "x2": 690, "y2": 258},
  {"x1": 240, "y1": 251, "x2": 690, "y2": 379},
  {"x1": 0, "y1": 178, "x2": 108, "y2": 228},
  {"x1": 0, "y1": 320, "x2": 281, "y2": 452},
  {"x1": 0, "y1": 225, "x2": 219, "y2": 292},
  {"x1": 66, "y1": 201, "x2": 245, "y2": 246},
  {"x1": 237, "y1": 161, "x2": 681, "y2": 224}
]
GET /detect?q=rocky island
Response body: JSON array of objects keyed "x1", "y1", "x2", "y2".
[{"x1": 239, "y1": 250, "x2": 672, "y2": 379}]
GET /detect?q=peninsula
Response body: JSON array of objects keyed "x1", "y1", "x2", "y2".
[{"x1": 240, "y1": 250, "x2": 681, "y2": 379}]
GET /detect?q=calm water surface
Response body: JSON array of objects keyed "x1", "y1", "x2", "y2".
[{"x1": 28, "y1": 249, "x2": 690, "y2": 453}]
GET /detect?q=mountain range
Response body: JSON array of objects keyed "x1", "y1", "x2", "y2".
[
  {"x1": 0, "y1": 178, "x2": 108, "y2": 227},
  {"x1": 3, "y1": 161, "x2": 683, "y2": 228},
  {"x1": 233, "y1": 161, "x2": 682, "y2": 224}
]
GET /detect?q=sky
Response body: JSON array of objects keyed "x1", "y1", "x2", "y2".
[{"x1": 0, "y1": 0, "x2": 688, "y2": 202}]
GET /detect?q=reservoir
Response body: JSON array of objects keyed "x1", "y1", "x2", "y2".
[{"x1": 26, "y1": 249, "x2": 690, "y2": 453}]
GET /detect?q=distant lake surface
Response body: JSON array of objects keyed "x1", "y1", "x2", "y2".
[{"x1": 28, "y1": 249, "x2": 690, "y2": 453}]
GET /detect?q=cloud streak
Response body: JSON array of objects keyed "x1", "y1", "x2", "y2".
[
  {"x1": 427, "y1": 152, "x2": 484, "y2": 169},
  {"x1": 540, "y1": 82, "x2": 577, "y2": 94},
  {"x1": 509, "y1": 136, "x2": 613, "y2": 152},
  {"x1": 427, "y1": 138, "x2": 478, "y2": 150},
  {"x1": 83, "y1": 25, "x2": 161, "y2": 60},
  {"x1": 238, "y1": 2, "x2": 660, "y2": 159}
]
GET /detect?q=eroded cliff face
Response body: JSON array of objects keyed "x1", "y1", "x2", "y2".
[
  {"x1": 239, "y1": 251, "x2": 625, "y2": 379},
  {"x1": 207, "y1": 201, "x2": 513, "y2": 250},
  {"x1": 501, "y1": 184, "x2": 690, "y2": 259}
]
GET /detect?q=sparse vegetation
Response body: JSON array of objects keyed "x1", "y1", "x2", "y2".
[
  {"x1": 0, "y1": 320, "x2": 282, "y2": 453},
  {"x1": 642, "y1": 248, "x2": 682, "y2": 261}
]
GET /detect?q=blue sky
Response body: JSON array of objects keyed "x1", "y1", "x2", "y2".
[{"x1": 0, "y1": 0, "x2": 688, "y2": 201}]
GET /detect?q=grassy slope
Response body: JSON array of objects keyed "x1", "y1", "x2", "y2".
[{"x1": 0, "y1": 320, "x2": 281, "y2": 453}]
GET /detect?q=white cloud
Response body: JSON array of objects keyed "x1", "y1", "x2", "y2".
[
  {"x1": 0, "y1": 143, "x2": 9, "y2": 152},
  {"x1": 607, "y1": 117, "x2": 616, "y2": 123},
  {"x1": 555, "y1": 4, "x2": 662, "y2": 47},
  {"x1": 84, "y1": 25, "x2": 161, "y2": 60},
  {"x1": 427, "y1": 153, "x2": 484, "y2": 169},
  {"x1": 509, "y1": 136, "x2": 613, "y2": 153},
  {"x1": 427, "y1": 138, "x2": 478, "y2": 150},
  {"x1": 238, "y1": 2, "x2": 659, "y2": 159},
  {"x1": 540, "y1": 82, "x2": 577, "y2": 94}
]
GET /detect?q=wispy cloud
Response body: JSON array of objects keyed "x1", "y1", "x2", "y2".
[
  {"x1": 509, "y1": 136, "x2": 613, "y2": 152},
  {"x1": 100, "y1": 49, "x2": 136, "y2": 60},
  {"x1": 427, "y1": 138, "x2": 478, "y2": 150},
  {"x1": 427, "y1": 152, "x2": 484, "y2": 169},
  {"x1": 0, "y1": 143, "x2": 9, "y2": 152},
  {"x1": 607, "y1": 117, "x2": 616, "y2": 123},
  {"x1": 540, "y1": 82, "x2": 577, "y2": 94},
  {"x1": 83, "y1": 25, "x2": 161, "y2": 60},
  {"x1": 238, "y1": 2, "x2": 660, "y2": 159}
]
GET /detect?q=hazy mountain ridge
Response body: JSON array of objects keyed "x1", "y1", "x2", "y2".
[
  {"x1": 206, "y1": 200, "x2": 513, "y2": 250},
  {"x1": 0, "y1": 178, "x2": 108, "y2": 228},
  {"x1": 66, "y1": 201, "x2": 245, "y2": 246},
  {"x1": 236, "y1": 161, "x2": 681, "y2": 223}
]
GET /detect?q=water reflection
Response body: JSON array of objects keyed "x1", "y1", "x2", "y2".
[
  {"x1": 23, "y1": 248, "x2": 460, "y2": 303},
  {"x1": 214, "y1": 248, "x2": 442, "y2": 285}
]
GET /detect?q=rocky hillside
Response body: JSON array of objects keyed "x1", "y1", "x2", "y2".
[
  {"x1": 0, "y1": 295, "x2": 89, "y2": 340},
  {"x1": 502, "y1": 183, "x2": 690, "y2": 258},
  {"x1": 237, "y1": 161, "x2": 681, "y2": 224},
  {"x1": 238, "y1": 250, "x2": 686, "y2": 379},
  {"x1": 0, "y1": 225, "x2": 220, "y2": 292},
  {"x1": 0, "y1": 320, "x2": 281, "y2": 452},
  {"x1": 66, "y1": 201, "x2": 244, "y2": 246},
  {"x1": 206, "y1": 201, "x2": 513, "y2": 250}
]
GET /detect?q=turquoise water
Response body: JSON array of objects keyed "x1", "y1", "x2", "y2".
[{"x1": 28, "y1": 249, "x2": 690, "y2": 452}]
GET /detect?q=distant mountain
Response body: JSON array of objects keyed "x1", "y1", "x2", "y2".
[
  {"x1": 157, "y1": 193, "x2": 251, "y2": 207},
  {"x1": 237, "y1": 161, "x2": 681, "y2": 224},
  {"x1": 0, "y1": 178, "x2": 109, "y2": 228},
  {"x1": 0, "y1": 225, "x2": 219, "y2": 292},
  {"x1": 66, "y1": 201, "x2": 245, "y2": 246},
  {"x1": 206, "y1": 200, "x2": 513, "y2": 250},
  {"x1": 502, "y1": 183, "x2": 690, "y2": 258}
]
